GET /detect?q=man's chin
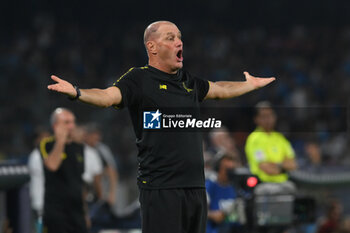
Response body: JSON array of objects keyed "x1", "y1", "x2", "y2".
[
  {"x1": 175, "y1": 62, "x2": 183, "y2": 69},
  {"x1": 66, "y1": 135, "x2": 75, "y2": 144},
  {"x1": 168, "y1": 64, "x2": 182, "y2": 73}
]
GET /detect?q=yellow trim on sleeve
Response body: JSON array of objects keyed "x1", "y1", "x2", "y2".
[
  {"x1": 182, "y1": 82, "x2": 193, "y2": 92},
  {"x1": 39, "y1": 136, "x2": 67, "y2": 160},
  {"x1": 40, "y1": 136, "x2": 54, "y2": 159},
  {"x1": 114, "y1": 67, "x2": 135, "y2": 84}
]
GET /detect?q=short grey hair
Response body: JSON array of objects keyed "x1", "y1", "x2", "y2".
[{"x1": 49, "y1": 107, "x2": 72, "y2": 126}]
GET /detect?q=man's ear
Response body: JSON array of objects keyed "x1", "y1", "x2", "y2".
[{"x1": 146, "y1": 41, "x2": 157, "y2": 54}]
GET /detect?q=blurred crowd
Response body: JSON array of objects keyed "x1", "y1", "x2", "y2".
[{"x1": 2, "y1": 14, "x2": 349, "y2": 168}]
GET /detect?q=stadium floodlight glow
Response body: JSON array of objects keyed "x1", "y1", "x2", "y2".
[{"x1": 247, "y1": 176, "x2": 258, "y2": 188}]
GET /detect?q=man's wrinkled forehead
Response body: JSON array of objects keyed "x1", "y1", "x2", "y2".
[{"x1": 158, "y1": 23, "x2": 180, "y2": 35}]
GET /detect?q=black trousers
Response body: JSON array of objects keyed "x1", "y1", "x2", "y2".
[
  {"x1": 139, "y1": 188, "x2": 207, "y2": 233},
  {"x1": 43, "y1": 210, "x2": 88, "y2": 233}
]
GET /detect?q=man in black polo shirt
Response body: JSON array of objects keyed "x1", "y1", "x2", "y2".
[
  {"x1": 40, "y1": 108, "x2": 88, "y2": 233},
  {"x1": 47, "y1": 21, "x2": 275, "y2": 233}
]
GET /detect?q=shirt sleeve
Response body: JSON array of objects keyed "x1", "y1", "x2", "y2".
[
  {"x1": 281, "y1": 136, "x2": 295, "y2": 159},
  {"x1": 83, "y1": 146, "x2": 103, "y2": 184},
  {"x1": 97, "y1": 143, "x2": 117, "y2": 169},
  {"x1": 205, "y1": 180, "x2": 218, "y2": 210},
  {"x1": 194, "y1": 77, "x2": 210, "y2": 102},
  {"x1": 28, "y1": 148, "x2": 45, "y2": 212},
  {"x1": 28, "y1": 148, "x2": 43, "y2": 175},
  {"x1": 113, "y1": 67, "x2": 141, "y2": 109},
  {"x1": 205, "y1": 183, "x2": 211, "y2": 207}
]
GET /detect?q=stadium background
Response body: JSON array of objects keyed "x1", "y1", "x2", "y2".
[{"x1": 1, "y1": 0, "x2": 350, "y2": 232}]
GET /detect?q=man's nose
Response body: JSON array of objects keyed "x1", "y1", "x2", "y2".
[
  {"x1": 69, "y1": 122, "x2": 76, "y2": 130},
  {"x1": 175, "y1": 38, "x2": 183, "y2": 47}
]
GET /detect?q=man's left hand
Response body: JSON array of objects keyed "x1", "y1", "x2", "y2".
[{"x1": 243, "y1": 71, "x2": 276, "y2": 90}]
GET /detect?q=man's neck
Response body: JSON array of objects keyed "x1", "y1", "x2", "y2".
[
  {"x1": 148, "y1": 60, "x2": 178, "y2": 74},
  {"x1": 257, "y1": 126, "x2": 273, "y2": 133}
]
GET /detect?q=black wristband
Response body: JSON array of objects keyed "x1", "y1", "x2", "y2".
[{"x1": 68, "y1": 85, "x2": 81, "y2": 101}]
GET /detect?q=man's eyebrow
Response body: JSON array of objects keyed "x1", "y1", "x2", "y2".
[{"x1": 166, "y1": 32, "x2": 175, "y2": 36}]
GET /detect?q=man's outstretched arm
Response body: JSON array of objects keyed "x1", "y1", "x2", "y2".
[
  {"x1": 205, "y1": 72, "x2": 275, "y2": 100},
  {"x1": 47, "y1": 75, "x2": 122, "y2": 108}
]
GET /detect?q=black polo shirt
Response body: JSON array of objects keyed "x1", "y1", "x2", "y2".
[
  {"x1": 39, "y1": 137, "x2": 85, "y2": 214},
  {"x1": 113, "y1": 65, "x2": 209, "y2": 189}
]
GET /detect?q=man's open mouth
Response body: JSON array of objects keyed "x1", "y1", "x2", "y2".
[{"x1": 176, "y1": 50, "x2": 183, "y2": 60}]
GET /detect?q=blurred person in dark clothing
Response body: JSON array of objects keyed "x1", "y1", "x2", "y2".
[
  {"x1": 39, "y1": 108, "x2": 88, "y2": 233},
  {"x1": 29, "y1": 123, "x2": 103, "y2": 232}
]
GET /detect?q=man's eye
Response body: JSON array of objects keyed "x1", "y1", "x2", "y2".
[{"x1": 167, "y1": 37, "x2": 174, "y2": 40}]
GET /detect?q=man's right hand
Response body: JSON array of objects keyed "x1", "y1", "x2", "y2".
[
  {"x1": 45, "y1": 121, "x2": 69, "y2": 171},
  {"x1": 48, "y1": 75, "x2": 77, "y2": 98},
  {"x1": 53, "y1": 122, "x2": 69, "y2": 145},
  {"x1": 48, "y1": 74, "x2": 123, "y2": 108},
  {"x1": 259, "y1": 162, "x2": 283, "y2": 175}
]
